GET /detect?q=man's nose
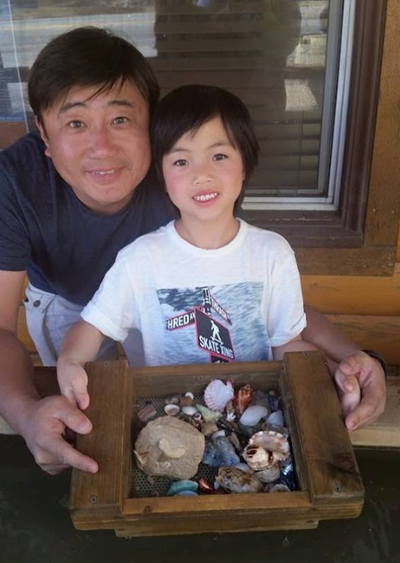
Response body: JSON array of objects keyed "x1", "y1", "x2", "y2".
[{"x1": 87, "y1": 125, "x2": 116, "y2": 156}]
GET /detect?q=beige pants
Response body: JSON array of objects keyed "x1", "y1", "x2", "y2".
[{"x1": 24, "y1": 283, "x2": 119, "y2": 366}]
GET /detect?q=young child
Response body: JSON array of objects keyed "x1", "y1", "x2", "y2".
[{"x1": 57, "y1": 85, "x2": 357, "y2": 411}]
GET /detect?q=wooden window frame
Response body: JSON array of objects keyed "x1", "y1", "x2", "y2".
[{"x1": 244, "y1": 0, "x2": 397, "y2": 276}]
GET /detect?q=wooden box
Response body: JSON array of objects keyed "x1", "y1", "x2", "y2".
[{"x1": 69, "y1": 351, "x2": 364, "y2": 537}]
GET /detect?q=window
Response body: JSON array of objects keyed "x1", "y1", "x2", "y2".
[{"x1": 0, "y1": 0, "x2": 388, "y2": 251}]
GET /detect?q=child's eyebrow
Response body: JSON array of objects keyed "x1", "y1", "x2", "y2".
[{"x1": 168, "y1": 140, "x2": 233, "y2": 153}]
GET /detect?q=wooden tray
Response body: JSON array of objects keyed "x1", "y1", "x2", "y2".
[{"x1": 69, "y1": 351, "x2": 364, "y2": 537}]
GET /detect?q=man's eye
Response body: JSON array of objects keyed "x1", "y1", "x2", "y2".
[
  {"x1": 213, "y1": 153, "x2": 227, "y2": 161},
  {"x1": 114, "y1": 116, "x2": 128, "y2": 125},
  {"x1": 173, "y1": 159, "x2": 188, "y2": 167},
  {"x1": 68, "y1": 120, "x2": 84, "y2": 128}
]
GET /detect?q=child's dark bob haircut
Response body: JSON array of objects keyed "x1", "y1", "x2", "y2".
[{"x1": 151, "y1": 84, "x2": 259, "y2": 214}]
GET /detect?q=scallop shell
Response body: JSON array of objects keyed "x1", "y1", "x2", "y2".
[
  {"x1": 204, "y1": 379, "x2": 234, "y2": 411},
  {"x1": 239, "y1": 405, "x2": 268, "y2": 426}
]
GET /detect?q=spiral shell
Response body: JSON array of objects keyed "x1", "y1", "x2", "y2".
[
  {"x1": 242, "y1": 444, "x2": 273, "y2": 471},
  {"x1": 204, "y1": 379, "x2": 234, "y2": 412}
]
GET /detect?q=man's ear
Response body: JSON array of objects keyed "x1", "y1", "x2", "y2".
[{"x1": 35, "y1": 116, "x2": 51, "y2": 157}]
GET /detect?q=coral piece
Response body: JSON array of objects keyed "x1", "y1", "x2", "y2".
[
  {"x1": 235, "y1": 384, "x2": 253, "y2": 415},
  {"x1": 134, "y1": 416, "x2": 205, "y2": 479}
]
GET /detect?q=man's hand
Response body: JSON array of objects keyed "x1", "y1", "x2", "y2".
[
  {"x1": 335, "y1": 351, "x2": 386, "y2": 431},
  {"x1": 21, "y1": 395, "x2": 98, "y2": 475}
]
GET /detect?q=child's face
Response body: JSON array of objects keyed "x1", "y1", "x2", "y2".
[{"x1": 162, "y1": 116, "x2": 245, "y2": 223}]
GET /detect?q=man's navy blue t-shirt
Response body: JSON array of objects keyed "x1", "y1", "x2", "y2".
[{"x1": 0, "y1": 132, "x2": 175, "y2": 305}]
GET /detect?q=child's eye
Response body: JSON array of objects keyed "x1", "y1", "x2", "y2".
[
  {"x1": 213, "y1": 153, "x2": 227, "y2": 161},
  {"x1": 173, "y1": 159, "x2": 189, "y2": 167}
]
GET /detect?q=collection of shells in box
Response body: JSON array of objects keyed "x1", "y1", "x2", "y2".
[{"x1": 133, "y1": 379, "x2": 296, "y2": 496}]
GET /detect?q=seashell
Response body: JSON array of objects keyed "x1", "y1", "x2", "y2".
[
  {"x1": 243, "y1": 444, "x2": 273, "y2": 471},
  {"x1": 265, "y1": 483, "x2": 291, "y2": 493},
  {"x1": 239, "y1": 405, "x2": 268, "y2": 426},
  {"x1": 235, "y1": 384, "x2": 253, "y2": 415},
  {"x1": 216, "y1": 466, "x2": 263, "y2": 494},
  {"x1": 204, "y1": 379, "x2": 234, "y2": 412},
  {"x1": 164, "y1": 404, "x2": 180, "y2": 417},
  {"x1": 225, "y1": 400, "x2": 236, "y2": 421},
  {"x1": 164, "y1": 395, "x2": 180, "y2": 405},
  {"x1": 181, "y1": 405, "x2": 198, "y2": 416},
  {"x1": 255, "y1": 463, "x2": 281, "y2": 484},
  {"x1": 266, "y1": 410, "x2": 284, "y2": 427},
  {"x1": 198, "y1": 477, "x2": 218, "y2": 494},
  {"x1": 196, "y1": 404, "x2": 222, "y2": 422},
  {"x1": 137, "y1": 402, "x2": 157, "y2": 422},
  {"x1": 249, "y1": 430, "x2": 290, "y2": 456},
  {"x1": 234, "y1": 463, "x2": 252, "y2": 473},
  {"x1": 180, "y1": 394, "x2": 194, "y2": 407},
  {"x1": 185, "y1": 392, "x2": 194, "y2": 400},
  {"x1": 167, "y1": 480, "x2": 199, "y2": 496},
  {"x1": 211, "y1": 430, "x2": 226, "y2": 441}
]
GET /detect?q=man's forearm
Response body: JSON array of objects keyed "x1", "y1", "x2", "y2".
[{"x1": 0, "y1": 328, "x2": 39, "y2": 435}]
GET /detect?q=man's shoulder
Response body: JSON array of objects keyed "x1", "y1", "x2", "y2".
[{"x1": 0, "y1": 131, "x2": 48, "y2": 179}]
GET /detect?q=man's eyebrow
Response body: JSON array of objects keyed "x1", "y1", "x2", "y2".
[{"x1": 59, "y1": 98, "x2": 135, "y2": 113}]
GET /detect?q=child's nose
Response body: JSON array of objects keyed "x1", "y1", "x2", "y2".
[{"x1": 193, "y1": 162, "x2": 211, "y2": 184}]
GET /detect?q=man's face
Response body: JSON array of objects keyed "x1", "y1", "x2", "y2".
[{"x1": 36, "y1": 81, "x2": 151, "y2": 214}]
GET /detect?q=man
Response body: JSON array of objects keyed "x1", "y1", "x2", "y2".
[{"x1": 0, "y1": 27, "x2": 386, "y2": 475}]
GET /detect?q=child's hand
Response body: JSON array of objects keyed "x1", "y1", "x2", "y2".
[
  {"x1": 57, "y1": 361, "x2": 90, "y2": 411},
  {"x1": 334, "y1": 368, "x2": 361, "y2": 421}
]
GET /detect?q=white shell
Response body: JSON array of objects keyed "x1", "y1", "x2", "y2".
[
  {"x1": 204, "y1": 379, "x2": 234, "y2": 411},
  {"x1": 164, "y1": 404, "x2": 180, "y2": 416},
  {"x1": 267, "y1": 410, "x2": 284, "y2": 427},
  {"x1": 184, "y1": 392, "x2": 194, "y2": 400},
  {"x1": 239, "y1": 405, "x2": 268, "y2": 426},
  {"x1": 181, "y1": 405, "x2": 198, "y2": 416}
]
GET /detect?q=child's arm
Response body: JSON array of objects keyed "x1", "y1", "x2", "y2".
[
  {"x1": 272, "y1": 334, "x2": 361, "y2": 423},
  {"x1": 57, "y1": 320, "x2": 105, "y2": 410}
]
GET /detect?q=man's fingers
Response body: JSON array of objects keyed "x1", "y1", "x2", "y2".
[
  {"x1": 37, "y1": 438, "x2": 98, "y2": 474},
  {"x1": 345, "y1": 401, "x2": 378, "y2": 432},
  {"x1": 58, "y1": 402, "x2": 93, "y2": 435}
]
